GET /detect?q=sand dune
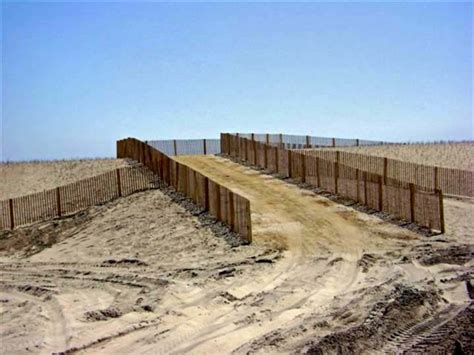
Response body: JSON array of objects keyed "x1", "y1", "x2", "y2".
[
  {"x1": 0, "y1": 156, "x2": 472, "y2": 354},
  {"x1": 0, "y1": 159, "x2": 132, "y2": 200},
  {"x1": 321, "y1": 142, "x2": 474, "y2": 171}
]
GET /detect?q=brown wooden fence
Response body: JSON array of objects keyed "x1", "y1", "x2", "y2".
[
  {"x1": 233, "y1": 133, "x2": 472, "y2": 198},
  {"x1": 292, "y1": 149, "x2": 473, "y2": 198},
  {"x1": 147, "y1": 138, "x2": 221, "y2": 156},
  {"x1": 221, "y1": 133, "x2": 445, "y2": 233},
  {"x1": 235, "y1": 133, "x2": 386, "y2": 148},
  {"x1": 0, "y1": 166, "x2": 160, "y2": 230},
  {"x1": 117, "y1": 138, "x2": 252, "y2": 242}
]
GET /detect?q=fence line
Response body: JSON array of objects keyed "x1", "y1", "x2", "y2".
[
  {"x1": 292, "y1": 149, "x2": 473, "y2": 198},
  {"x1": 117, "y1": 138, "x2": 252, "y2": 242},
  {"x1": 145, "y1": 133, "x2": 386, "y2": 157},
  {"x1": 236, "y1": 133, "x2": 386, "y2": 148},
  {"x1": 0, "y1": 166, "x2": 160, "y2": 230},
  {"x1": 147, "y1": 139, "x2": 221, "y2": 156},
  {"x1": 221, "y1": 133, "x2": 445, "y2": 233}
]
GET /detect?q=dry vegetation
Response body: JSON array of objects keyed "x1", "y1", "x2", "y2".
[
  {"x1": 0, "y1": 156, "x2": 472, "y2": 354},
  {"x1": 322, "y1": 142, "x2": 474, "y2": 170}
]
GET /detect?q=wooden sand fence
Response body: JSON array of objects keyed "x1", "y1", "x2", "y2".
[
  {"x1": 147, "y1": 138, "x2": 221, "y2": 156},
  {"x1": 221, "y1": 133, "x2": 445, "y2": 233},
  {"x1": 235, "y1": 133, "x2": 386, "y2": 148},
  {"x1": 235, "y1": 132, "x2": 472, "y2": 198},
  {"x1": 145, "y1": 134, "x2": 385, "y2": 157},
  {"x1": 117, "y1": 138, "x2": 252, "y2": 242},
  {"x1": 293, "y1": 149, "x2": 473, "y2": 198},
  {"x1": 0, "y1": 166, "x2": 160, "y2": 230}
]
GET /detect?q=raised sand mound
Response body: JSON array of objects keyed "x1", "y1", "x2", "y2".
[
  {"x1": 0, "y1": 158, "x2": 132, "y2": 200},
  {"x1": 317, "y1": 142, "x2": 474, "y2": 171},
  {"x1": 0, "y1": 155, "x2": 472, "y2": 353}
]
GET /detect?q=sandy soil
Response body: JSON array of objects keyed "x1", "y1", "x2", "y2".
[
  {"x1": 320, "y1": 143, "x2": 474, "y2": 171},
  {"x1": 0, "y1": 159, "x2": 131, "y2": 200},
  {"x1": 0, "y1": 156, "x2": 472, "y2": 354}
]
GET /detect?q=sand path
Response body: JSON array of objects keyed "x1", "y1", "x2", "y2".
[
  {"x1": 138, "y1": 155, "x2": 421, "y2": 354},
  {"x1": 1, "y1": 156, "x2": 470, "y2": 354}
]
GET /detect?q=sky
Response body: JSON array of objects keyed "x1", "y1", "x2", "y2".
[{"x1": 1, "y1": 1, "x2": 472, "y2": 161}]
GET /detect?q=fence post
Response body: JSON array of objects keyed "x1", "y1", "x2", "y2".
[
  {"x1": 168, "y1": 158, "x2": 172, "y2": 186},
  {"x1": 245, "y1": 200, "x2": 252, "y2": 242},
  {"x1": 204, "y1": 177, "x2": 209, "y2": 210},
  {"x1": 409, "y1": 183, "x2": 416, "y2": 223},
  {"x1": 275, "y1": 147, "x2": 279, "y2": 173},
  {"x1": 266, "y1": 134, "x2": 270, "y2": 144},
  {"x1": 9, "y1": 198, "x2": 14, "y2": 230},
  {"x1": 215, "y1": 184, "x2": 221, "y2": 220},
  {"x1": 236, "y1": 135, "x2": 240, "y2": 157},
  {"x1": 203, "y1": 139, "x2": 207, "y2": 155},
  {"x1": 173, "y1": 139, "x2": 177, "y2": 156},
  {"x1": 356, "y1": 169, "x2": 360, "y2": 202},
  {"x1": 301, "y1": 153, "x2": 306, "y2": 183},
  {"x1": 378, "y1": 175, "x2": 383, "y2": 211},
  {"x1": 253, "y1": 140, "x2": 257, "y2": 165},
  {"x1": 334, "y1": 151, "x2": 340, "y2": 193},
  {"x1": 316, "y1": 157, "x2": 320, "y2": 187},
  {"x1": 193, "y1": 171, "x2": 198, "y2": 203},
  {"x1": 306, "y1": 135, "x2": 311, "y2": 148},
  {"x1": 229, "y1": 191, "x2": 235, "y2": 230},
  {"x1": 183, "y1": 166, "x2": 189, "y2": 196},
  {"x1": 364, "y1": 172, "x2": 368, "y2": 204},
  {"x1": 356, "y1": 139, "x2": 360, "y2": 147},
  {"x1": 332, "y1": 138, "x2": 336, "y2": 147},
  {"x1": 116, "y1": 141, "x2": 121, "y2": 158},
  {"x1": 436, "y1": 189, "x2": 445, "y2": 233},
  {"x1": 248, "y1": 138, "x2": 251, "y2": 162},
  {"x1": 288, "y1": 150, "x2": 292, "y2": 178},
  {"x1": 383, "y1": 158, "x2": 388, "y2": 184},
  {"x1": 56, "y1": 187, "x2": 62, "y2": 217},
  {"x1": 279, "y1": 133, "x2": 283, "y2": 148},
  {"x1": 158, "y1": 154, "x2": 163, "y2": 182},
  {"x1": 251, "y1": 133, "x2": 255, "y2": 141},
  {"x1": 434, "y1": 167, "x2": 439, "y2": 190},
  {"x1": 175, "y1": 163, "x2": 180, "y2": 190},
  {"x1": 264, "y1": 143, "x2": 268, "y2": 169}
]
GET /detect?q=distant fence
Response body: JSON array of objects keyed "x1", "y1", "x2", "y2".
[
  {"x1": 117, "y1": 138, "x2": 252, "y2": 242},
  {"x1": 221, "y1": 133, "x2": 445, "y2": 233},
  {"x1": 236, "y1": 133, "x2": 386, "y2": 148},
  {"x1": 147, "y1": 139, "x2": 221, "y2": 156},
  {"x1": 0, "y1": 166, "x2": 160, "y2": 230},
  {"x1": 293, "y1": 149, "x2": 473, "y2": 198},
  {"x1": 146, "y1": 134, "x2": 386, "y2": 157}
]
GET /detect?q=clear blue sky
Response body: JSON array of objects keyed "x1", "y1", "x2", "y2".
[{"x1": 1, "y1": 1, "x2": 472, "y2": 161}]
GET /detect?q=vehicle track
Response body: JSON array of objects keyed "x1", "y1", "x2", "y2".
[{"x1": 2, "y1": 155, "x2": 469, "y2": 354}]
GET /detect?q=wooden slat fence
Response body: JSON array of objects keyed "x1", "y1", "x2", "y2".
[
  {"x1": 145, "y1": 133, "x2": 387, "y2": 157},
  {"x1": 294, "y1": 149, "x2": 473, "y2": 197},
  {"x1": 147, "y1": 139, "x2": 220, "y2": 156},
  {"x1": 0, "y1": 166, "x2": 160, "y2": 230},
  {"x1": 236, "y1": 133, "x2": 385, "y2": 148},
  {"x1": 118, "y1": 138, "x2": 252, "y2": 242},
  {"x1": 221, "y1": 133, "x2": 445, "y2": 233}
]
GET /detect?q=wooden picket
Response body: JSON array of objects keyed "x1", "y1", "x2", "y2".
[
  {"x1": 0, "y1": 166, "x2": 159, "y2": 230},
  {"x1": 117, "y1": 138, "x2": 252, "y2": 242},
  {"x1": 295, "y1": 149, "x2": 473, "y2": 197},
  {"x1": 221, "y1": 133, "x2": 444, "y2": 233}
]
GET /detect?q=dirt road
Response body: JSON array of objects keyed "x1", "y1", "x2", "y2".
[{"x1": 0, "y1": 156, "x2": 472, "y2": 354}]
